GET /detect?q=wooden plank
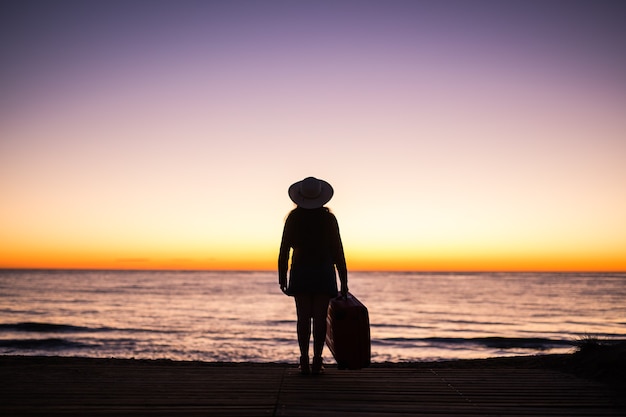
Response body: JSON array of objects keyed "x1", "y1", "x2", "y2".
[
  {"x1": 0, "y1": 358, "x2": 283, "y2": 416},
  {"x1": 1, "y1": 356, "x2": 623, "y2": 416},
  {"x1": 276, "y1": 367, "x2": 623, "y2": 416}
]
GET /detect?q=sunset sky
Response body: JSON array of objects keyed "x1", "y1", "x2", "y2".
[{"x1": 1, "y1": 0, "x2": 625, "y2": 271}]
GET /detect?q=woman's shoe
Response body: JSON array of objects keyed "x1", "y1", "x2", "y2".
[
  {"x1": 299, "y1": 356, "x2": 310, "y2": 375},
  {"x1": 312, "y1": 356, "x2": 324, "y2": 375}
]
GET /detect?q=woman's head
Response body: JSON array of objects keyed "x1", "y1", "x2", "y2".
[{"x1": 288, "y1": 177, "x2": 333, "y2": 209}]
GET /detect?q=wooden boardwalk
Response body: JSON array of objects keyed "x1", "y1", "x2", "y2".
[{"x1": 1, "y1": 356, "x2": 624, "y2": 416}]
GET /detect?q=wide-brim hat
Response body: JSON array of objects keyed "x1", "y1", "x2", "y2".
[{"x1": 288, "y1": 176, "x2": 334, "y2": 209}]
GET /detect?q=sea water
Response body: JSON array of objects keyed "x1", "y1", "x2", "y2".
[{"x1": 1, "y1": 270, "x2": 625, "y2": 363}]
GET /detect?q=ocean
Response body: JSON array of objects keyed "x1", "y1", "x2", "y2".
[{"x1": 1, "y1": 270, "x2": 625, "y2": 363}]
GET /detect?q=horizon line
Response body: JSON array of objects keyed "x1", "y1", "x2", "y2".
[{"x1": 1, "y1": 267, "x2": 625, "y2": 274}]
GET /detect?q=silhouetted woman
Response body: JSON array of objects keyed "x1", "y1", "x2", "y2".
[{"x1": 279, "y1": 176, "x2": 348, "y2": 374}]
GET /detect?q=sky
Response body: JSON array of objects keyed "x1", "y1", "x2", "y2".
[{"x1": 1, "y1": 0, "x2": 625, "y2": 271}]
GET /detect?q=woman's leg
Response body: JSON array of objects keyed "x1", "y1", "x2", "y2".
[
  {"x1": 311, "y1": 294, "x2": 331, "y2": 359},
  {"x1": 294, "y1": 295, "x2": 313, "y2": 360}
]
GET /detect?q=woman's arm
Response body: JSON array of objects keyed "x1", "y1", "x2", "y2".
[
  {"x1": 329, "y1": 214, "x2": 348, "y2": 295},
  {"x1": 278, "y1": 215, "x2": 293, "y2": 292}
]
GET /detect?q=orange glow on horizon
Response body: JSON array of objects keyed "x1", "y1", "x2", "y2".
[{"x1": 1, "y1": 247, "x2": 624, "y2": 272}]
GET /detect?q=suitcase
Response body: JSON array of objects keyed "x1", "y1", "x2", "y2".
[{"x1": 325, "y1": 292, "x2": 371, "y2": 369}]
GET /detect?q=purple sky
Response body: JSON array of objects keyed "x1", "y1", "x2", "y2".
[{"x1": 1, "y1": 1, "x2": 625, "y2": 270}]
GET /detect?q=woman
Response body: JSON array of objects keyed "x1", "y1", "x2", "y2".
[{"x1": 278, "y1": 176, "x2": 348, "y2": 374}]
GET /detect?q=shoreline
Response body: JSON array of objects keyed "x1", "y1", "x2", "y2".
[{"x1": 0, "y1": 351, "x2": 574, "y2": 367}]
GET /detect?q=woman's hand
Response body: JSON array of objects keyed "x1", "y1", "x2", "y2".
[
  {"x1": 340, "y1": 283, "x2": 348, "y2": 297},
  {"x1": 279, "y1": 275, "x2": 288, "y2": 294}
]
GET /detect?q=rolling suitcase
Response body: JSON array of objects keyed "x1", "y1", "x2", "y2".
[{"x1": 325, "y1": 292, "x2": 371, "y2": 369}]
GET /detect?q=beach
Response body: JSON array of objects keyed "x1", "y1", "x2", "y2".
[{"x1": 2, "y1": 349, "x2": 624, "y2": 416}]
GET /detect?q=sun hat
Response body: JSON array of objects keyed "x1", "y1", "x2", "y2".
[{"x1": 288, "y1": 176, "x2": 334, "y2": 209}]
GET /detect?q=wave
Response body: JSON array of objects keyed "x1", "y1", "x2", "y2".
[
  {"x1": 370, "y1": 323, "x2": 437, "y2": 330},
  {"x1": 0, "y1": 338, "x2": 94, "y2": 350},
  {"x1": 370, "y1": 319, "x2": 515, "y2": 330},
  {"x1": 0, "y1": 322, "x2": 179, "y2": 334},
  {"x1": 0, "y1": 322, "x2": 108, "y2": 333},
  {"x1": 373, "y1": 336, "x2": 577, "y2": 350}
]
